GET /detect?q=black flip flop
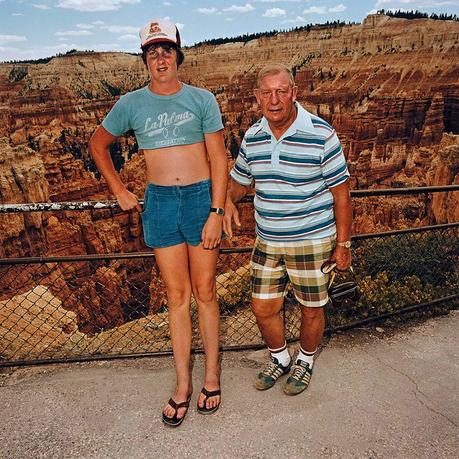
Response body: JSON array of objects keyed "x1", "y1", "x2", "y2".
[
  {"x1": 197, "y1": 387, "x2": 221, "y2": 415},
  {"x1": 162, "y1": 394, "x2": 191, "y2": 427}
]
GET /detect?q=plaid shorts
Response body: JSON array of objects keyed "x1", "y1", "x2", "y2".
[{"x1": 251, "y1": 236, "x2": 335, "y2": 308}]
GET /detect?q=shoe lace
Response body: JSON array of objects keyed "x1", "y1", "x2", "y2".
[
  {"x1": 291, "y1": 362, "x2": 310, "y2": 381},
  {"x1": 262, "y1": 360, "x2": 282, "y2": 377}
]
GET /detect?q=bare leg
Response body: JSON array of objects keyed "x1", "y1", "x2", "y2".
[
  {"x1": 299, "y1": 306, "x2": 325, "y2": 353},
  {"x1": 188, "y1": 243, "x2": 221, "y2": 410},
  {"x1": 154, "y1": 243, "x2": 193, "y2": 420},
  {"x1": 251, "y1": 297, "x2": 285, "y2": 349}
]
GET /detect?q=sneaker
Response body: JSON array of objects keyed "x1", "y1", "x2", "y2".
[
  {"x1": 283, "y1": 360, "x2": 313, "y2": 396},
  {"x1": 254, "y1": 356, "x2": 291, "y2": 391}
]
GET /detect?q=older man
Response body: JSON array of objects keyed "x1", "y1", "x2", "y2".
[{"x1": 223, "y1": 64, "x2": 352, "y2": 395}]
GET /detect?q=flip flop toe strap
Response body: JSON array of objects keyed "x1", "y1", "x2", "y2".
[
  {"x1": 167, "y1": 397, "x2": 190, "y2": 413},
  {"x1": 200, "y1": 387, "x2": 221, "y2": 407},
  {"x1": 201, "y1": 387, "x2": 221, "y2": 400}
]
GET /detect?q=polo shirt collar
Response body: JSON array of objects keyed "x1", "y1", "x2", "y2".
[{"x1": 256, "y1": 102, "x2": 316, "y2": 138}]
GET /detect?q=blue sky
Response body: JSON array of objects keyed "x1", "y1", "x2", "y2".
[{"x1": 1, "y1": 0, "x2": 458, "y2": 62}]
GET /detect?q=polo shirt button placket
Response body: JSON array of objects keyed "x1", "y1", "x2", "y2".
[{"x1": 271, "y1": 138, "x2": 281, "y2": 167}]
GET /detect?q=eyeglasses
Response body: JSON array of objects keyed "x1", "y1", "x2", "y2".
[
  {"x1": 321, "y1": 260, "x2": 337, "y2": 274},
  {"x1": 147, "y1": 44, "x2": 175, "y2": 60}
]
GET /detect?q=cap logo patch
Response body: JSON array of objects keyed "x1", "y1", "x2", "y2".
[{"x1": 149, "y1": 22, "x2": 161, "y2": 34}]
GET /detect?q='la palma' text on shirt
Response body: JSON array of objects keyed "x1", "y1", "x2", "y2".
[{"x1": 144, "y1": 110, "x2": 195, "y2": 136}]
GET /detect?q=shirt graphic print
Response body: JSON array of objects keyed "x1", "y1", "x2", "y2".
[{"x1": 143, "y1": 110, "x2": 196, "y2": 148}]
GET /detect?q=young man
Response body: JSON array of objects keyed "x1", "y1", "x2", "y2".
[
  {"x1": 89, "y1": 19, "x2": 227, "y2": 426},
  {"x1": 224, "y1": 64, "x2": 352, "y2": 395}
]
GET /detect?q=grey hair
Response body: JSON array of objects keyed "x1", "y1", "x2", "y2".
[{"x1": 256, "y1": 64, "x2": 295, "y2": 88}]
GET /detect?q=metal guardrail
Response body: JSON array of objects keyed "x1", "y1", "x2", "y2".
[
  {"x1": 1, "y1": 185, "x2": 458, "y2": 213},
  {"x1": 0, "y1": 187, "x2": 458, "y2": 367}
]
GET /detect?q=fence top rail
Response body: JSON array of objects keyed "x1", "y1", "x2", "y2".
[
  {"x1": 1, "y1": 185, "x2": 458, "y2": 213},
  {"x1": 0, "y1": 222, "x2": 457, "y2": 265},
  {"x1": 349, "y1": 185, "x2": 459, "y2": 198}
]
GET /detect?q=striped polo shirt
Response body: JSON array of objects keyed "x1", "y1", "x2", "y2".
[{"x1": 230, "y1": 102, "x2": 349, "y2": 242}]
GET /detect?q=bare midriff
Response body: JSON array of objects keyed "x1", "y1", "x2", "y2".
[{"x1": 143, "y1": 141, "x2": 210, "y2": 186}]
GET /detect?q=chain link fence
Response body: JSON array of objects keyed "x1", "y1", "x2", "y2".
[
  {"x1": 1, "y1": 224, "x2": 457, "y2": 366},
  {"x1": 0, "y1": 188, "x2": 458, "y2": 366}
]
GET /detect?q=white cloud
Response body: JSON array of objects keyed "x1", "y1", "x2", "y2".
[
  {"x1": 256, "y1": 0, "x2": 299, "y2": 2},
  {"x1": 303, "y1": 6, "x2": 327, "y2": 14},
  {"x1": 225, "y1": 17, "x2": 233, "y2": 21},
  {"x1": 303, "y1": 4, "x2": 347, "y2": 14},
  {"x1": 119, "y1": 34, "x2": 137, "y2": 41},
  {"x1": 163, "y1": 1, "x2": 171, "y2": 4},
  {"x1": 32, "y1": 3, "x2": 51, "y2": 9},
  {"x1": 0, "y1": 35, "x2": 27, "y2": 44},
  {"x1": 57, "y1": 0, "x2": 140, "y2": 12},
  {"x1": 12, "y1": 13, "x2": 24, "y2": 16},
  {"x1": 101, "y1": 25, "x2": 138, "y2": 33},
  {"x1": 281, "y1": 15, "x2": 307, "y2": 24},
  {"x1": 55, "y1": 30, "x2": 93, "y2": 36},
  {"x1": 77, "y1": 23, "x2": 96, "y2": 29},
  {"x1": 263, "y1": 8, "x2": 286, "y2": 17},
  {"x1": 92, "y1": 20, "x2": 105, "y2": 26},
  {"x1": 329, "y1": 4, "x2": 346, "y2": 13},
  {"x1": 196, "y1": 7, "x2": 218, "y2": 14},
  {"x1": 176, "y1": 23, "x2": 184, "y2": 30},
  {"x1": 223, "y1": 3, "x2": 255, "y2": 13}
]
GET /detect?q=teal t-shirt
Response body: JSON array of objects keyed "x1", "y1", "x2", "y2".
[{"x1": 102, "y1": 84, "x2": 223, "y2": 149}]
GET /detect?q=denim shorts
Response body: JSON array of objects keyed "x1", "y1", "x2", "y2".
[{"x1": 141, "y1": 179, "x2": 212, "y2": 248}]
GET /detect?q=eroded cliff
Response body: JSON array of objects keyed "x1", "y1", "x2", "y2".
[{"x1": 0, "y1": 15, "x2": 458, "y2": 328}]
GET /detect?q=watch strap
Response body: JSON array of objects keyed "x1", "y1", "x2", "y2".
[{"x1": 210, "y1": 207, "x2": 225, "y2": 216}]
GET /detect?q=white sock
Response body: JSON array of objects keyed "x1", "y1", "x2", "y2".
[
  {"x1": 296, "y1": 346, "x2": 316, "y2": 367},
  {"x1": 268, "y1": 343, "x2": 291, "y2": 367}
]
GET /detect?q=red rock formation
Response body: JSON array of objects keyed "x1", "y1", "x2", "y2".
[{"x1": 0, "y1": 15, "x2": 458, "y2": 331}]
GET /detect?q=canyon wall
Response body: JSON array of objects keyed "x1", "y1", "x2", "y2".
[{"x1": 0, "y1": 15, "x2": 458, "y2": 329}]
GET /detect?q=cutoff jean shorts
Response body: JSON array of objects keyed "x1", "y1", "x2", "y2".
[{"x1": 141, "y1": 179, "x2": 212, "y2": 248}]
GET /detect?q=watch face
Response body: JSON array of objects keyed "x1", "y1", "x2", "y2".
[{"x1": 211, "y1": 207, "x2": 225, "y2": 216}]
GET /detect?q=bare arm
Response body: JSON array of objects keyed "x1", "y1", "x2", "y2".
[
  {"x1": 201, "y1": 130, "x2": 228, "y2": 249},
  {"x1": 329, "y1": 180, "x2": 353, "y2": 270},
  {"x1": 223, "y1": 178, "x2": 248, "y2": 240},
  {"x1": 89, "y1": 126, "x2": 141, "y2": 212}
]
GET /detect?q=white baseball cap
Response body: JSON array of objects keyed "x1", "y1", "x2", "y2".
[{"x1": 139, "y1": 19, "x2": 181, "y2": 49}]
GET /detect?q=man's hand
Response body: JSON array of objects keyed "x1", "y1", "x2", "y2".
[
  {"x1": 201, "y1": 213, "x2": 223, "y2": 250},
  {"x1": 223, "y1": 199, "x2": 241, "y2": 240},
  {"x1": 330, "y1": 246, "x2": 352, "y2": 271},
  {"x1": 114, "y1": 188, "x2": 142, "y2": 212}
]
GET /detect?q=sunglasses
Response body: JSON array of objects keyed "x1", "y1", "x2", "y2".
[{"x1": 321, "y1": 260, "x2": 337, "y2": 274}]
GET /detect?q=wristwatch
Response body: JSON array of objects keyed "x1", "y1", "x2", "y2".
[
  {"x1": 336, "y1": 240, "x2": 352, "y2": 249},
  {"x1": 210, "y1": 207, "x2": 225, "y2": 216}
]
